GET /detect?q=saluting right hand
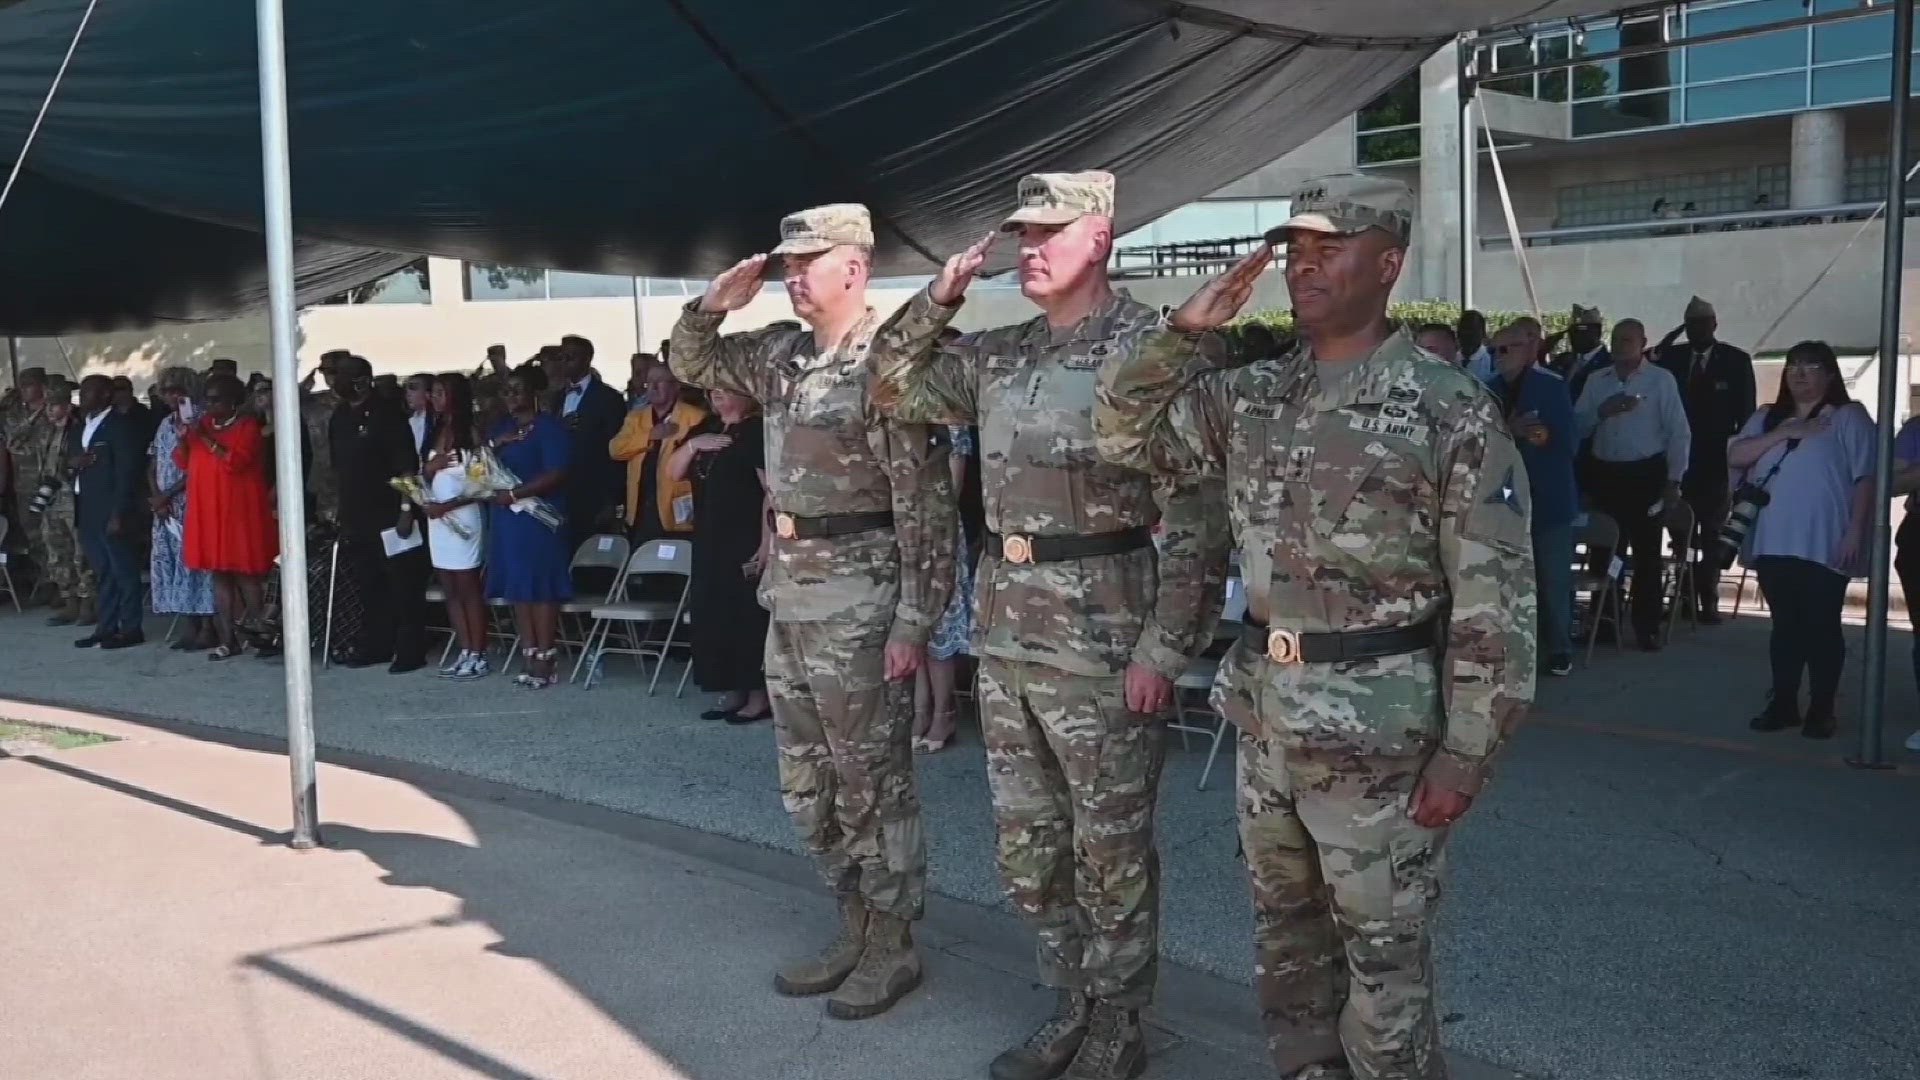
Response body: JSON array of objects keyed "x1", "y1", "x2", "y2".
[
  {"x1": 698, "y1": 254, "x2": 769, "y2": 313},
  {"x1": 929, "y1": 233, "x2": 996, "y2": 307},
  {"x1": 1167, "y1": 242, "x2": 1275, "y2": 332}
]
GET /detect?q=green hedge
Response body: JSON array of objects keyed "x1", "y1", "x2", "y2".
[{"x1": 1197, "y1": 303, "x2": 1578, "y2": 361}]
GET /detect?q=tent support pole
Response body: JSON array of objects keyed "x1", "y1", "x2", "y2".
[
  {"x1": 6, "y1": 336, "x2": 17, "y2": 387},
  {"x1": 1457, "y1": 38, "x2": 1475, "y2": 311},
  {"x1": 255, "y1": 0, "x2": 322, "y2": 840},
  {"x1": 1856, "y1": 0, "x2": 1913, "y2": 771}
]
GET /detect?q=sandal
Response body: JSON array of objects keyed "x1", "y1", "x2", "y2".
[
  {"x1": 514, "y1": 647, "x2": 560, "y2": 689},
  {"x1": 207, "y1": 644, "x2": 241, "y2": 661},
  {"x1": 912, "y1": 733, "x2": 955, "y2": 754}
]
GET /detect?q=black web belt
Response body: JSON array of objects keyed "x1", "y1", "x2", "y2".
[
  {"x1": 1240, "y1": 613, "x2": 1442, "y2": 664},
  {"x1": 985, "y1": 526, "x2": 1153, "y2": 565},
  {"x1": 773, "y1": 510, "x2": 894, "y2": 540}
]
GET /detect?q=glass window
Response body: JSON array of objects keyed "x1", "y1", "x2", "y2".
[
  {"x1": 1813, "y1": 10, "x2": 1894, "y2": 64},
  {"x1": 1356, "y1": 73, "x2": 1419, "y2": 131},
  {"x1": 1683, "y1": 71, "x2": 1807, "y2": 122},
  {"x1": 1571, "y1": 20, "x2": 1676, "y2": 99},
  {"x1": 1538, "y1": 35, "x2": 1572, "y2": 101},
  {"x1": 1357, "y1": 129, "x2": 1420, "y2": 164},
  {"x1": 1847, "y1": 152, "x2": 1890, "y2": 203},
  {"x1": 465, "y1": 264, "x2": 547, "y2": 301},
  {"x1": 546, "y1": 271, "x2": 634, "y2": 299},
  {"x1": 1572, "y1": 90, "x2": 1680, "y2": 136},
  {"x1": 1684, "y1": 0, "x2": 1808, "y2": 37},
  {"x1": 1685, "y1": 27, "x2": 1809, "y2": 82},
  {"x1": 318, "y1": 259, "x2": 430, "y2": 305},
  {"x1": 1813, "y1": 58, "x2": 1890, "y2": 106},
  {"x1": 1484, "y1": 39, "x2": 1536, "y2": 96}
]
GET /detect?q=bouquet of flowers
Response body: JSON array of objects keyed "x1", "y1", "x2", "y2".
[{"x1": 389, "y1": 446, "x2": 561, "y2": 537}]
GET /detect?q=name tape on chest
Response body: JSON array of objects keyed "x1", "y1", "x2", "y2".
[
  {"x1": 1348, "y1": 412, "x2": 1428, "y2": 445},
  {"x1": 1232, "y1": 400, "x2": 1281, "y2": 421}
]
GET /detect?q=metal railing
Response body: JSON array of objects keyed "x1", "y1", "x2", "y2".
[
  {"x1": 1479, "y1": 198, "x2": 1920, "y2": 249},
  {"x1": 1113, "y1": 235, "x2": 1266, "y2": 278}
]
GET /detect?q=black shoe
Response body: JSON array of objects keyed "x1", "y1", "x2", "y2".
[
  {"x1": 1698, "y1": 609, "x2": 1724, "y2": 626},
  {"x1": 1636, "y1": 631, "x2": 1662, "y2": 652},
  {"x1": 1547, "y1": 654, "x2": 1573, "y2": 677},
  {"x1": 100, "y1": 631, "x2": 146, "y2": 650},
  {"x1": 73, "y1": 633, "x2": 107, "y2": 648},
  {"x1": 388, "y1": 657, "x2": 427, "y2": 675},
  {"x1": 1802, "y1": 711, "x2": 1839, "y2": 739},
  {"x1": 1749, "y1": 697, "x2": 1802, "y2": 732},
  {"x1": 340, "y1": 653, "x2": 390, "y2": 669},
  {"x1": 727, "y1": 709, "x2": 772, "y2": 725}
]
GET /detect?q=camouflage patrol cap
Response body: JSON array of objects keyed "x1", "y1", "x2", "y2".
[
  {"x1": 1267, "y1": 173, "x2": 1414, "y2": 245},
  {"x1": 771, "y1": 203, "x2": 874, "y2": 255},
  {"x1": 1001, "y1": 171, "x2": 1115, "y2": 231}
]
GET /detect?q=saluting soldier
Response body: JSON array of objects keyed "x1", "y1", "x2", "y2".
[
  {"x1": 4, "y1": 368, "x2": 51, "y2": 600},
  {"x1": 671, "y1": 204, "x2": 953, "y2": 1021},
  {"x1": 1095, "y1": 174, "x2": 1535, "y2": 1080},
  {"x1": 868, "y1": 172, "x2": 1229, "y2": 1080},
  {"x1": 26, "y1": 376, "x2": 93, "y2": 624}
]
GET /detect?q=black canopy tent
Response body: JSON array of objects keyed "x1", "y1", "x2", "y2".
[{"x1": 0, "y1": 0, "x2": 1902, "y2": 842}]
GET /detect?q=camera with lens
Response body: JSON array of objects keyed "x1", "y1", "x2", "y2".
[
  {"x1": 1712, "y1": 483, "x2": 1770, "y2": 570},
  {"x1": 26, "y1": 476, "x2": 59, "y2": 515}
]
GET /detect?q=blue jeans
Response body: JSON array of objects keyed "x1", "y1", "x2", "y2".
[
  {"x1": 1533, "y1": 521, "x2": 1575, "y2": 661},
  {"x1": 80, "y1": 520, "x2": 142, "y2": 636}
]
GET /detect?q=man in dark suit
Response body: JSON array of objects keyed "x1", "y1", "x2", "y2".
[
  {"x1": 1548, "y1": 303, "x2": 1611, "y2": 405},
  {"x1": 1654, "y1": 295, "x2": 1756, "y2": 624},
  {"x1": 327, "y1": 353, "x2": 430, "y2": 672},
  {"x1": 549, "y1": 334, "x2": 627, "y2": 552},
  {"x1": 70, "y1": 374, "x2": 146, "y2": 648}
]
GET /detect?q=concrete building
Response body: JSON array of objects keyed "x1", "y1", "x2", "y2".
[{"x1": 7, "y1": 0, "x2": 1912, "y2": 388}]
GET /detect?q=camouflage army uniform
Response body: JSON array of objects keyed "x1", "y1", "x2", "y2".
[
  {"x1": 21, "y1": 411, "x2": 90, "y2": 601},
  {"x1": 870, "y1": 283, "x2": 1228, "y2": 1008},
  {"x1": 671, "y1": 303, "x2": 953, "y2": 922},
  {"x1": 1097, "y1": 321, "x2": 1535, "y2": 1077},
  {"x1": 4, "y1": 402, "x2": 46, "y2": 569}
]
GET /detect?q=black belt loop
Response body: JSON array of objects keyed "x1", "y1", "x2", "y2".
[
  {"x1": 774, "y1": 509, "x2": 895, "y2": 540},
  {"x1": 1240, "y1": 613, "x2": 1442, "y2": 665},
  {"x1": 985, "y1": 526, "x2": 1153, "y2": 565}
]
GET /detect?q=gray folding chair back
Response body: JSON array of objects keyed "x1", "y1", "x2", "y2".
[
  {"x1": 575, "y1": 538, "x2": 696, "y2": 693},
  {"x1": 1573, "y1": 511, "x2": 1625, "y2": 663},
  {"x1": 1661, "y1": 500, "x2": 1699, "y2": 642},
  {"x1": 570, "y1": 533, "x2": 633, "y2": 584}
]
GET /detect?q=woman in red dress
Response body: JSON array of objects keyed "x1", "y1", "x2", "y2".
[{"x1": 177, "y1": 374, "x2": 279, "y2": 659}]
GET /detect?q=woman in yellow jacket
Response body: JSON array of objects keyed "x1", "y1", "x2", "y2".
[{"x1": 610, "y1": 362, "x2": 708, "y2": 541}]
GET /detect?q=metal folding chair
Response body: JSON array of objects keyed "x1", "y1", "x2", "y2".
[
  {"x1": 1573, "y1": 512, "x2": 1626, "y2": 664},
  {"x1": 1661, "y1": 499, "x2": 1698, "y2": 645},
  {"x1": 575, "y1": 538, "x2": 694, "y2": 692},
  {"x1": 557, "y1": 533, "x2": 632, "y2": 658},
  {"x1": 1165, "y1": 576, "x2": 1246, "y2": 791},
  {"x1": 0, "y1": 517, "x2": 20, "y2": 612}
]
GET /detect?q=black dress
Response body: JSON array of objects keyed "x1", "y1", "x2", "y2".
[{"x1": 689, "y1": 416, "x2": 769, "y2": 693}]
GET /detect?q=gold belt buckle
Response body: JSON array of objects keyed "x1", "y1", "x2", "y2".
[
  {"x1": 1001, "y1": 534, "x2": 1034, "y2": 565},
  {"x1": 1266, "y1": 628, "x2": 1301, "y2": 664},
  {"x1": 774, "y1": 512, "x2": 797, "y2": 540}
]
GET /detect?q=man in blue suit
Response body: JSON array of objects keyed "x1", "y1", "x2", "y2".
[
  {"x1": 1485, "y1": 319, "x2": 1580, "y2": 677},
  {"x1": 70, "y1": 374, "x2": 146, "y2": 648}
]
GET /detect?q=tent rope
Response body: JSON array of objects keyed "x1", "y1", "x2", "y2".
[
  {"x1": 654, "y1": 0, "x2": 941, "y2": 266},
  {"x1": 0, "y1": 0, "x2": 103, "y2": 218}
]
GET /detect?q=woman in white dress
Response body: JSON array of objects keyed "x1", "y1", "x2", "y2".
[{"x1": 422, "y1": 373, "x2": 490, "y2": 679}]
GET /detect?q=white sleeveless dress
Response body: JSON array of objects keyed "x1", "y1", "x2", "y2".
[{"x1": 427, "y1": 451, "x2": 485, "y2": 570}]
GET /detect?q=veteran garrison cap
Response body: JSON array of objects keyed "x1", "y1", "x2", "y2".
[
  {"x1": 1267, "y1": 173, "x2": 1414, "y2": 245},
  {"x1": 1001, "y1": 171, "x2": 1115, "y2": 231},
  {"x1": 1571, "y1": 303, "x2": 1603, "y2": 326},
  {"x1": 771, "y1": 203, "x2": 874, "y2": 255}
]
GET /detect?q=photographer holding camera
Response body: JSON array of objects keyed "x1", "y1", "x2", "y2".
[{"x1": 1727, "y1": 341, "x2": 1873, "y2": 739}]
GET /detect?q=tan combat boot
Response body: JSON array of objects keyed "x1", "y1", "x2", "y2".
[
  {"x1": 1063, "y1": 1001, "x2": 1146, "y2": 1079},
  {"x1": 43, "y1": 593, "x2": 76, "y2": 626},
  {"x1": 824, "y1": 910, "x2": 922, "y2": 1020},
  {"x1": 773, "y1": 894, "x2": 867, "y2": 997},
  {"x1": 990, "y1": 989, "x2": 1092, "y2": 1080}
]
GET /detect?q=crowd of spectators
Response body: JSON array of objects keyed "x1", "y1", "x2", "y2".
[
  {"x1": 1, "y1": 301, "x2": 1915, "y2": 745},
  {"x1": 1423, "y1": 295, "x2": 1900, "y2": 740}
]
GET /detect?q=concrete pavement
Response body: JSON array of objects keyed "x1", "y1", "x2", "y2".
[
  {"x1": 0, "y1": 705, "x2": 1284, "y2": 1080},
  {"x1": 2, "y1": 606, "x2": 1917, "y2": 1079}
]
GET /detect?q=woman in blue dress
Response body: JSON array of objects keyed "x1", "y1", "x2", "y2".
[
  {"x1": 484, "y1": 369, "x2": 573, "y2": 688},
  {"x1": 147, "y1": 366, "x2": 217, "y2": 648}
]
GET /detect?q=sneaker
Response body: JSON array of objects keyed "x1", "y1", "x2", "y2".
[
  {"x1": 1547, "y1": 654, "x2": 1573, "y2": 677},
  {"x1": 1906, "y1": 730, "x2": 1920, "y2": 753},
  {"x1": 438, "y1": 650, "x2": 473, "y2": 678},
  {"x1": 450, "y1": 654, "x2": 492, "y2": 681}
]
